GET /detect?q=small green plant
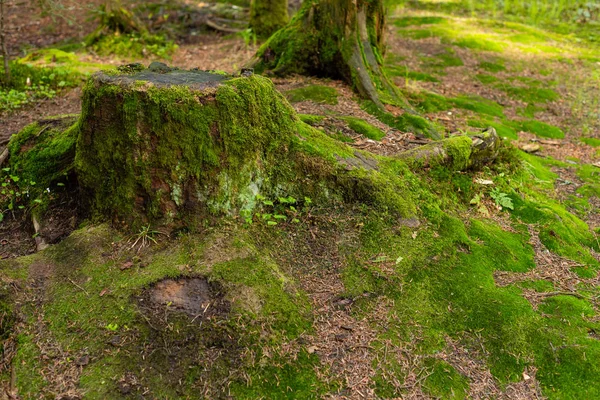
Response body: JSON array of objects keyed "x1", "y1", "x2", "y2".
[
  {"x1": 129, "y1": 224, "x2": 162, "y2": 251},
  {"x1": 239, "y1": 28, "x2": 257, "y2": 49},
  {"x1": 105, "y1": 323, "x2": 119, "y2": 332},
  {"x1": 240, "y1": 195, "x2": 312, "y2": 227},
  {"x1": 0, "y1": 61, "x2": 82, "y2": 112},
  {"x1": 490, "y1": 188, "x2": 514, "y2": 210},
  {"x1": 0, "y1": 168, "x2": 47, "y2": 221}
]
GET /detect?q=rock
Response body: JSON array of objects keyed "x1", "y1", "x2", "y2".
[{"x1": 520, "y1": 143, "x2": 541, "y2": 153}]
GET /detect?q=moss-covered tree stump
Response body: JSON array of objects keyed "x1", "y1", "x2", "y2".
[{"x1": 76, "y1": 65, "x2": 299, "y2": 226}]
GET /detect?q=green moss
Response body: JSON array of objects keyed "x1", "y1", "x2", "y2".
[
  {"x1": 422, "y1": 48, "x2": 464, "y2": 69},
  {"x1": 5, "y1": 115, "x2": 79, "y2": 210},
  {"x1": 517, "y1": 280, "x2": 556, "y2": 292},
  {"x1": 249, "y1": 0, "x2": 289, "y2": 37},
  {"x1": 229, "y1": 350, "x2": 328, "y2": 398},
  {"x1": 394, "y1": 16, "x2": 447, "y2": 28},
  {"x1": 285, "y1": 85, "x2": 339, "y2": 105},
  {"x1": 451, "y1": 95, "x2": 505, "y2": 117},
  {"x1": 9, "y1": 224, "x2": 329, "y2": 397},
  {"x1": 422, "y1": 358, "x2": 469, "y2": 399},
  {"x1": 468, "y1": 119, "x2": 518, "y2": 139},
  {"x1": 517, "y1": 120, "x2": 565, "y2": 139},
  {"x1": 362, "y1": 100, "x2": 442, "y2": 139},
  {"x1": 384, "y1": 65, "x2": 440, "y2": 82},
  {"x1": 454, "y1": 35, "x2": 507, "y2": 52},
  {"x1": 409, "y1": 91, "x2": 504, "y2": 117},
  {"x1": 475, "y1": 73, "x2": 500, "y2": 85},
  {"x1": 479, "y1": 61, "x2": 506, "y2": 72},
  {"x1": 13, "y1": 335, "x2": 47, "y2": 395},
  {"x1": 498, "y1": 84, "x2": 559, "y2": 104},
  {"x1": 581, "y1": 137, "x2": 600, "y2": 147},
  {"x1": 468, "y1": 220, "x2": 535, "y2": 273},
  {"x1": 19, "y1": 49, "x2": 105, "y2": 74},
  {"x1": 211, "y1": 255, "x2": 312, "y2": 337},
  {"x1": 86, "y1": 32, "x2": 177, "y2": 59},
  {"x1": 76, "y1": 72, "x2": 306, "y2": 225},
  {"x1": 398, "y1": 27, "x2": 439, "y2": 40},
  {"x1": 298, "y1": 114, "x2": 325, "y2": 125},
  {"x1": 342, "y1": 117, "x2": 385, "y2": 140},
  {"x1": 518, "y1": 103, "x2": 545, "y2": 118}
]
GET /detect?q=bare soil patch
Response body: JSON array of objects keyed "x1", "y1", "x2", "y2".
[{"x1": 143, "y1": 277, "x2": 230, "y2": 318}]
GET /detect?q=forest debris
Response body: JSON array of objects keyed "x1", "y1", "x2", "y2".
[{"x1": 32, "y1": 214, "x2": 48, "y2": 251}]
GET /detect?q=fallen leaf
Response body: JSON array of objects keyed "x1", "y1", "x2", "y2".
[
  {"x1": 475, "y1": 179, "x2": 494, "y2": 185},
  {"x1": 307, "y1": 346, "x2": 318, "y2": 354},
  {"x1": 99, "y1": 288, "x2": 108, "y2": 297},
  {"x1": 120, "y1": 261, "x2": 133, "y2": 270},
  {"x1": 523, "y1": 372, "x2": 531, "y2": 381}
]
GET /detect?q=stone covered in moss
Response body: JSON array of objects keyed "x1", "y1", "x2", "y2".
[{"x1": 76, "y1": 67, "x2": 300, "y2": 226}]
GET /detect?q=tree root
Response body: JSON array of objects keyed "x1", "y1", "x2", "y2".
[{"x1": 397, "y1": 127, "x2": 501, "y2": 171}]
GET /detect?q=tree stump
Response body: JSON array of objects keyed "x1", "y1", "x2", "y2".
[{"x1": 76, "y1": 64, "x2": 299, "y2": 227}]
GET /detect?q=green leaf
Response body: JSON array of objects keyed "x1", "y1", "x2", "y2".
[{"x1": 267, "y1": 220, "x2": 277, "y2": 226}]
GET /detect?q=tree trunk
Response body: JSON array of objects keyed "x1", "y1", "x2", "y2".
[
  {"x1": 0, "y1": 0, "x2": 10, "y2": 84},
  {"x1": 249, "y1": 0, "x2": 289, "y2": 38},
  {"x1": 252, "y1": 0, "x2": 403, "y2": 110}
]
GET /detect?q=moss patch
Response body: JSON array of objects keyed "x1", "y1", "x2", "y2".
[
  {"x1": 517, "y1": 120, "x2": 565, "y2": 139},
  {"x1": 478, "y1": 61, "x2": 506, "y2": 72},
  {"x1": 468, "y1": 118, "x2": 518, "y2": 140},
  {"x1": 285, "y1": 85, "x2": 339, "y2": 105},
  {"x1": 343, "y1": 117, "x2": 385, "y2": 140}
]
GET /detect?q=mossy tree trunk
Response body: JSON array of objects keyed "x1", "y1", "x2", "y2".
[
  {"x1": 249, "y1": 0, "x2": 289, "y2": 38},
  {"x1": 253, "y1": 0, "x2": 404, "y2": 110},
  {"x1": 75, "y1": 66, "x2": 301, "y2": 228},
  {"x1": 0, "y1": 0, "x2": 10, "y2": 84}
]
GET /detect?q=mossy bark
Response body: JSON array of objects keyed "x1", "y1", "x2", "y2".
[
  {"x1": 249, "y1": 0, "x2": 289, "y2": 38},
  {"x1": 252, "y1": 0, "x2": 405, "y2": 110},
  {"x1": 76, "y1": 67, "x2": 300, "y2": 227},
  {"x1": 397, "y1": 128, "x2": 501, "y2": 171}
]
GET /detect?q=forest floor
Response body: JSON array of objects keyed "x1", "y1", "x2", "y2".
[{"x1": 1, "y1": 0, "x2": 600, "y2": 399}]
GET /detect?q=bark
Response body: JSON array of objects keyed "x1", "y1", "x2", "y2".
[
  {"x1": 0, "y1": 0, "x2": 10, "y2": 84},
  {"x1": 252, "y1": 0, "x2": 404, "y2": 110},
  {"x1": 249, "y1": 0, "x2": 289, "y2": 38},
  {"x1": 397, "y1": 128, "x2": 501, "y2": 171}
]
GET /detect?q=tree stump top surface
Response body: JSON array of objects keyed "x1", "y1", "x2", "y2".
[{"x1": 96, "y1": 63, "x2": 232, "y2": 91}]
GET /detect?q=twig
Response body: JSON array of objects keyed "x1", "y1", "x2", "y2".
[
  {"x1": 0, "y1": 147, "x2": 8, "y2": 168},
  {"x1": 534, "y1": 291, "x2": 585, "y2": 300},
  {"x1": 68, "y1": 278, "x2": 89, "y2": 296},
  {"x1": 205, "y1": 19, "x2": 243, "y2": 33}
]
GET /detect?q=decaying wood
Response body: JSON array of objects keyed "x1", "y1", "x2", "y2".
[{"x1": 397, "y1": 127, "x2": 501, "y2": 171}]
